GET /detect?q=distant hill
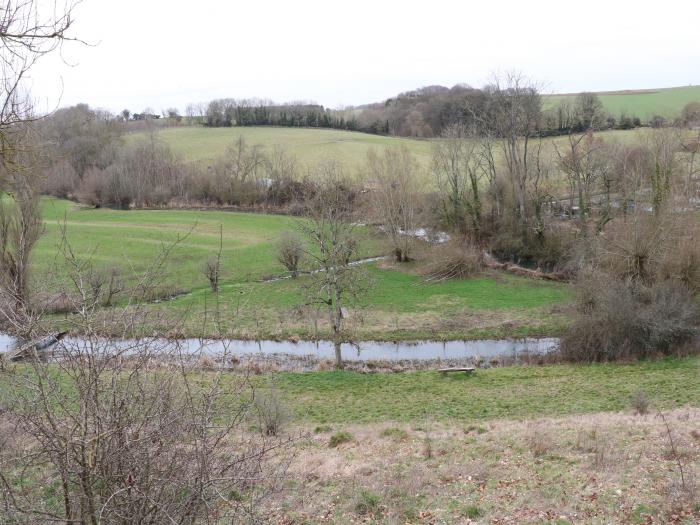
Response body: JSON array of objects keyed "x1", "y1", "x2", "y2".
[{"x1": 544, "y1": 85, "x2": 700, "y2": 120}]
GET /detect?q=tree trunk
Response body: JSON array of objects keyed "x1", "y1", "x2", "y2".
[{"x1": 334, "y1": 340, "x2": 343, "y2": 370}]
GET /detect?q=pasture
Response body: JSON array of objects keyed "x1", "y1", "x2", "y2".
[
  {"x1": 131, "y1": 125, "x2": 434, "y2": 171},
  {"x1": 545, "y1": 85, "x2": 700, "y2": 120},
  {"x1": 129, "y1": 125, "x2": 646, "y2": 188},
  {"x1": 273, "y1": 356, "x2": 700, "y2": 423},
  {"x1": 35, "y1": 199, "x2": 570, "y2": 340}
]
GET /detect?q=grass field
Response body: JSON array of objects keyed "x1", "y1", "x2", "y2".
[
  {"x1": 272, "y1": 357, "x2": 699, "y2": 423},
  {"x1": 35, "y1": 199, "x2": 571, "y2": 340},
  {"x1": 130, "y1": 125, "x2": 434, "y2": 172},
  {"x1": 546, "y1": 85, "x2": 700, "y2": 120},
  {"x1": 131, "y1": 125, "x2": 649, "y2": 185}
]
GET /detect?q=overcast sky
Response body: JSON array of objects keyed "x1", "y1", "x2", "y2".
[{"x1": 28, "y1": 0, "x2": 700, "y2": 115}]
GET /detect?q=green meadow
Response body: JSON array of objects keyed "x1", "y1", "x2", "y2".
[
  {"x1": 35, "y1": 199, "x2": 571, "y2": 340},
  {"x1": 545, "y1": 85, "x2": 700, "y2": 120},
  {"x1": 271, "y1": 357, "x2": 700, "y2": 423},
  {"x1": 131, "y1": 125, "x2": 434, "y2": 171}
]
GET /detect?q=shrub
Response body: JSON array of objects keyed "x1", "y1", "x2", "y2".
[
  {"x1": 31, "y1": 290, "x2": 76, "y2": 314},
  {"x1": 202, "y1": 256, "x2": 221, "y2": 292},
  {"x1": 491, "y1": 223, "x2": 572, "y2": 272},
  {"x1": 254, "y1": 387, "x2": 290, "y2": 436},
  {"x1": 43, "y1": 160, "x2": 79, "y2": 199},
  {"x1": 630, "y1": 391, "x2": 651, "y2": 415},
  {"x1": 277, "y1": 231, "x2": 304, "y2": 278},
  {"x1": 328, "y1": 431, "x2": 353, "y2": 448},
  {"x1": 420, "y1": 240, "x2": 484, "y2": 281},
  {"x1": 561, "y1": 275, "x2": 699, "y2": 362}
]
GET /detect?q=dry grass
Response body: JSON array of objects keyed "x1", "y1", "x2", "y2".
[{"x1": 270, "y1": 409, "x2": 700, "y2": 524}]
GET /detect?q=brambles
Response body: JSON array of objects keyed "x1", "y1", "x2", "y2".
[{"x1": 0, "y1": 233, "x2": 292, "y2": 524}]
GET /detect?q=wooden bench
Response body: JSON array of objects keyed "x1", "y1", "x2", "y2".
[{"x1": 438, "y1": 367, "x2": 475, "y2": 376}]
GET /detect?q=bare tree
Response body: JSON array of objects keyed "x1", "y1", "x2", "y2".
[
  {"x1": 367, "y1": 145, "x2": 423, "y2": 261},
  {"x1": 299, "y1": 162, "x2": 366, "y2": 368},
  {"x1": 555, "y1": 131, "x2": 612, "y2": 233},
  {"x1": 484, "y1": 72, "x2": 542, "y2": 227},
  {"x1": 0, "y1": 139, "x2": 44, "y2": 325},
  {"x1": 645, "y1": 128, "x2": 679, "y2": 214},
  {"x1": 431, "y1": 124, "x2": 483, "y2": 238},
  {"x1": 0, "y1": 0, "x2": 84, "y2": 326},
  {"x1": 1, "y1": 0, "x2": 83, "y2": 137},
  {"x1": 219, "y1": 135, "x2": 266, "y2": 184}
]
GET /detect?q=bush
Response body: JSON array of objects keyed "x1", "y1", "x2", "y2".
[
  {"x1": 630, "y1": 391, "x2": 651, "y2": 415},
  {"x1": 491, "y1": 225, "x2": 572, "y2": 272},
  {"x1": 202, "y1": 256, "x2": 221, "y2": 292},
  {"x1": 420, "y1": 240, "x2": 484, "y2": 281},
  {"x1": 277, "y1": 231, "x2": 304, "y2": 278},
  {"x1": 597, "y1": 213, "x2": 700, "y2": 292},
  {"x1": 254, "y1": 387, "x2": 290, "y2": 436},
  {"x1": 328, "y1": 430, "x2": 353, "y2": 448},
  {"x1": 561, "y1": 275, "x2": 699, "y2": 362},
  {"x1": 31, "y1": 290, "x2": 76, "y2": 314}
]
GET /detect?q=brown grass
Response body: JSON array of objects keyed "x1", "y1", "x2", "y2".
[{"x1": 270, "y1": 409, "x2": 700, "y2": 524}]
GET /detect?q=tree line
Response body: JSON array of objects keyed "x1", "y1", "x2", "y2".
[{"x1": 176, "y1": 84, "x2": 700, "y2": 139}]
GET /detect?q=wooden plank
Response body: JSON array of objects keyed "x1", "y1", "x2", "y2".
[{"x1": 438, "y1": 367, "x2": 475, "y2": 376}]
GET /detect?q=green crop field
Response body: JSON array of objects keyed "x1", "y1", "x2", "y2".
[
  {"x1": 129, "y1": 126, "x2": 434, "y2": 172},
  {"x1": 34, "y1": 199, "x2": 571, "y2": 340},
  {"x1": 545, "y1": 85, "x2": 700, "y2": 120}
]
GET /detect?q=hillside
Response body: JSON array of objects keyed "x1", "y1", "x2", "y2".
[
  {"x1": 545, "y1": 85, "x2": 700, "y2": 120},
  {"x1": 134, "y1": 126, "x2": 433, "y2": 171}
]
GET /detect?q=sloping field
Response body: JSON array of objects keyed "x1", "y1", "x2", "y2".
[
  {"x1": 546, "y1": 85, "x2": 700, "y2": 120},
  {"x1": 133, "y1": 126, "x2": 433, "y2": 171}
]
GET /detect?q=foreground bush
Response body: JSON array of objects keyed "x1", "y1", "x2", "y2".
[
  {"x1": 0, "y1": 238, "x2": 292, "y2": 524},
  {"x1": 561, "y1": 275, "x2": 699, "y2": 362}
]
